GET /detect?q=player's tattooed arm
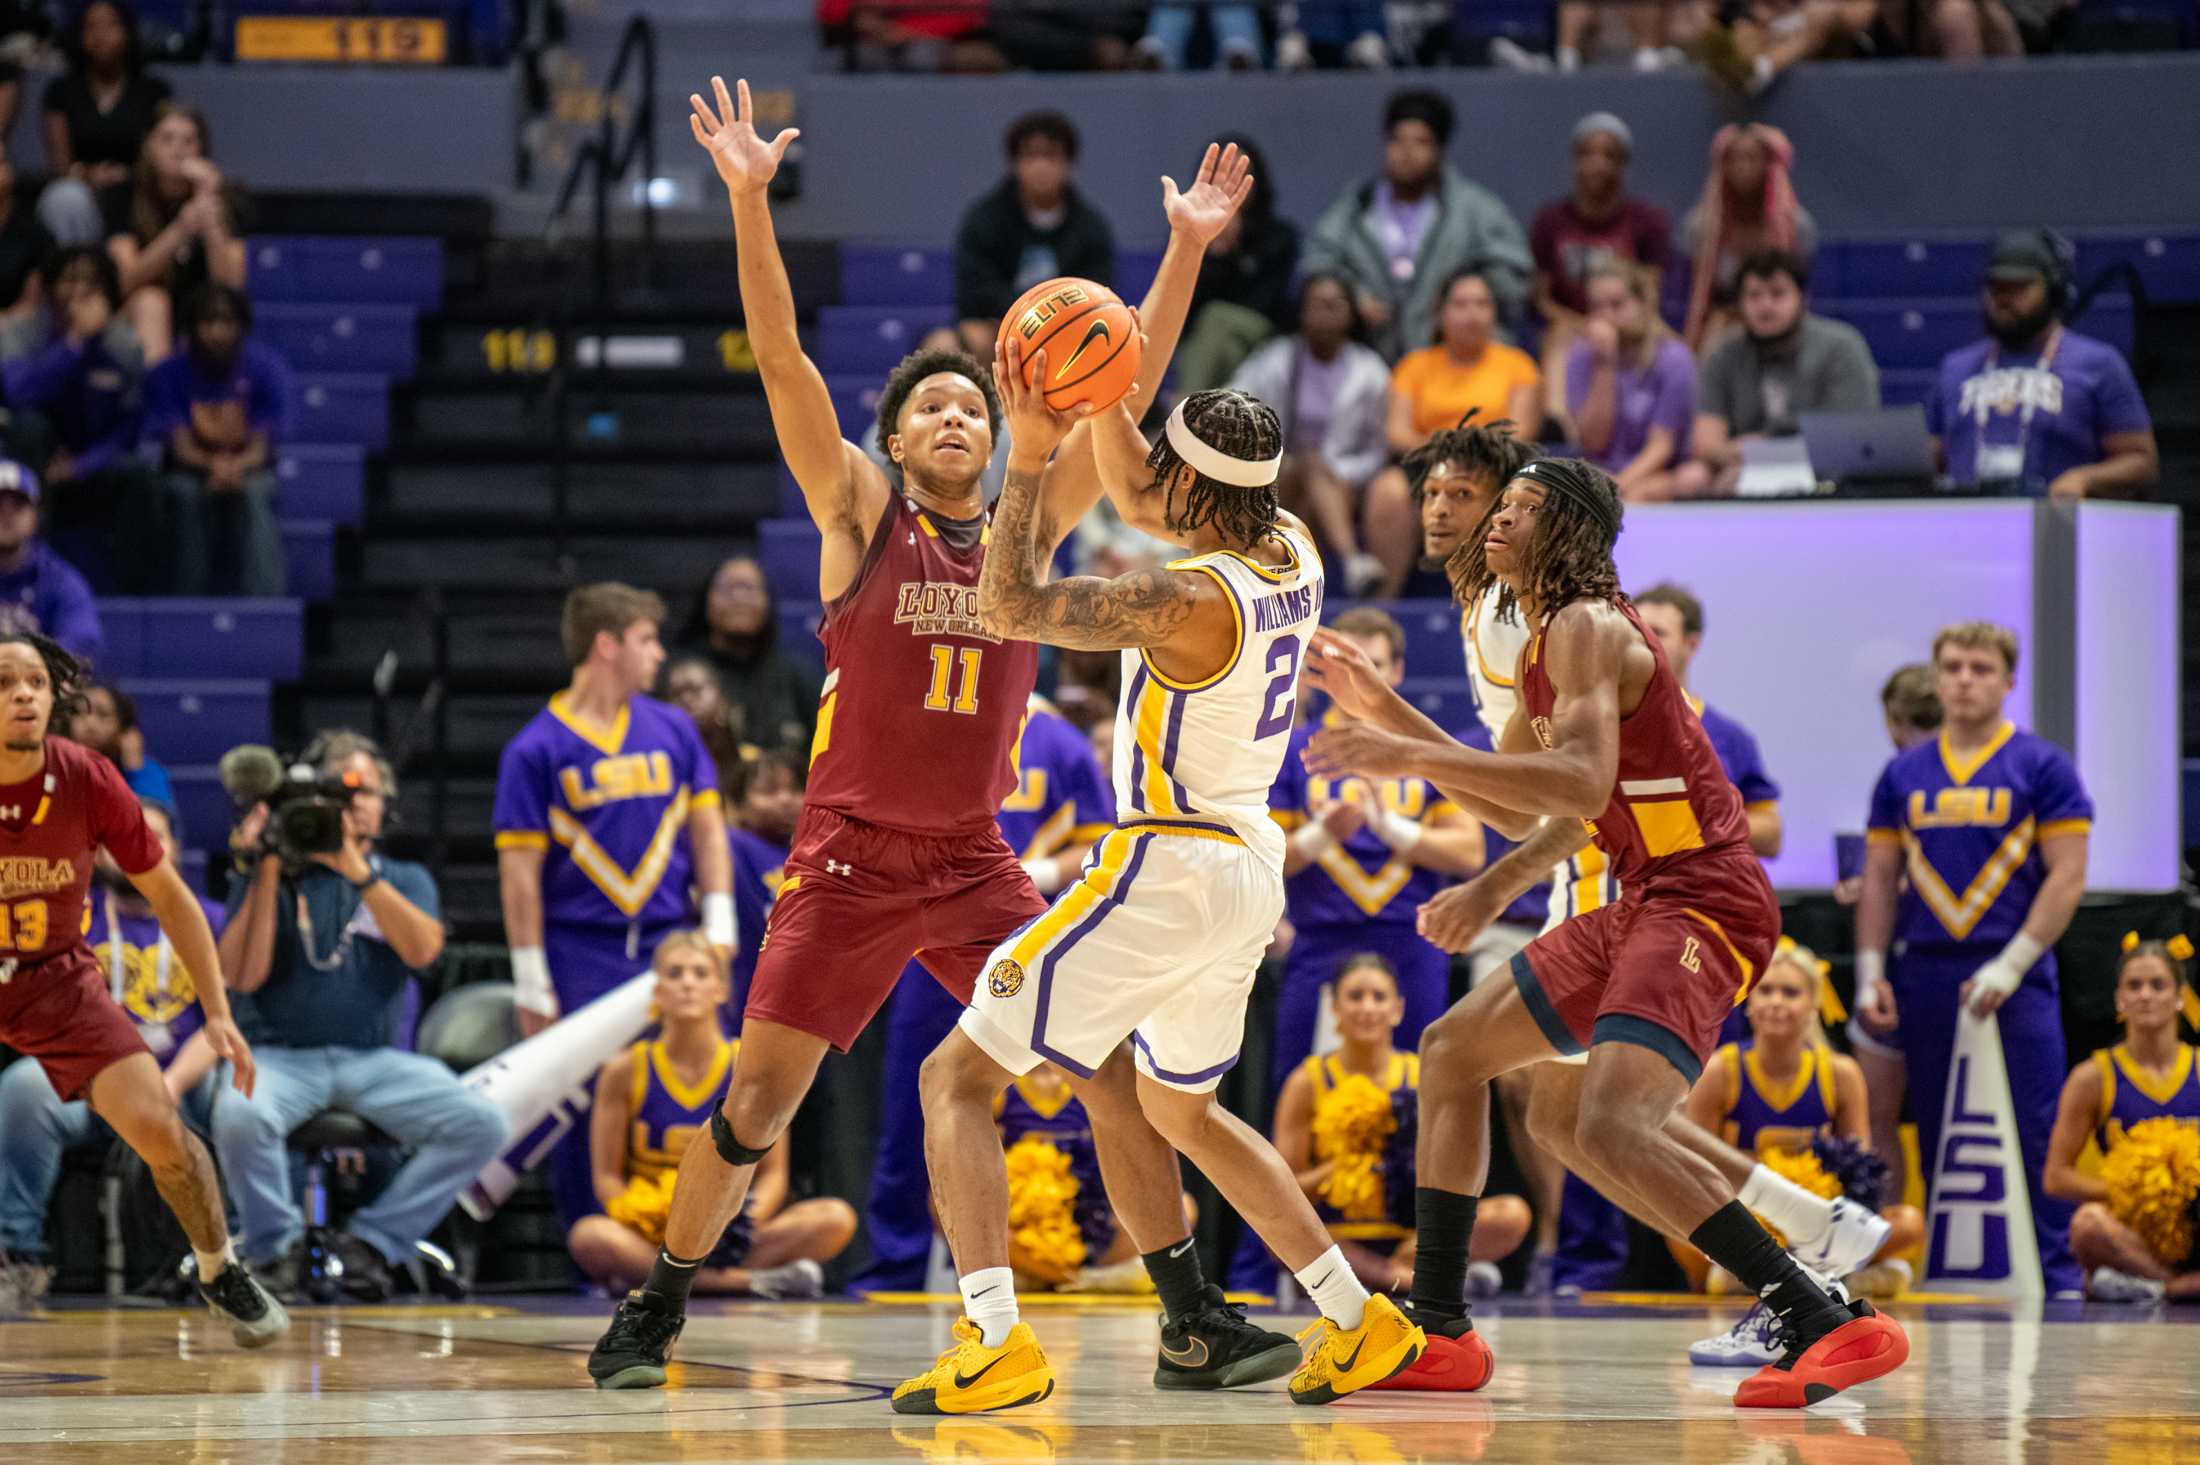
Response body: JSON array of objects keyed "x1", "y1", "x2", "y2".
[{"x1": 979, "y1": 464, "x2": 1204, "y2": 651}]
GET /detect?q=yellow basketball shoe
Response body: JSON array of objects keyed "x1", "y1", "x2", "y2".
[
  {"x1": 892, "y1": 1317, "x2": 1057, "y2": 1415},
  {"x1": 1288, "y1": 1294, "x2": 1426, "y2": 1406}
]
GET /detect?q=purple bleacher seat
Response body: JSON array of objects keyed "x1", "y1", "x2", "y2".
[
  {"x1": 294, "y1": 375, "x2": 390, "y2": 453},
  {"x1": 123, "y1": 681, "x2": 272, "y2": 764},
  {"x1": 759, "y1": 519, "x2": 824, "y2": 603},
  {"x1": 818, "y1": 306, "x2": 953, "y2": 375},
  {"x1": 1115, "y1": 248, "x2": 1164, "y2": 306},
  {"x1": 257, "y1": 305, "x2": 417, "y2": 379},
  {"x1": 825, "y1": 374, "x2": 886, "y2": 440},
  {"x1": 1824, "y1": 296, "x2": 2133, "y2": 370},
  {"x1": 95, "y1": 600, "x2": 145, "y2": 679},
  {"x1": 1398, "y1": 677, "x2": 1476, "y2": 734},
  {"x1": 1378, "y1": 599, "x2": 1469, "y2": 682},
  {"x1": 141, "y1": 600, "x2": 304, "y2": 683},
  {"x1": 283, "y1": 520, "x2": 336, "y2": 603},
  {"x1": 164, "y1": 768, "x2": 232, "y2": 855},
  {"x1": 839, "y1": 246, "x2": 953, "y2": 307},
  {"x1": 1452, "y1": 0, "x2": 1556, "y2": 46},
  {"x1": 177, "y1": 846, "x2": 210, "y2": 891},
  {"x1": 2078, "y1": 231, "x2": 2200, "y2": 304},
  {"x1": 250, "y1": 237, "x2": 445, "y2": 309},
  {"x1": 1880, "y1": 369, "x2": 1936, "y2": 409},
  {"x1": 1821, "y1": 239, "x2": 1990, "y2": 301},
  {"x1": 275, "y1": 444, "x2": 366, "y2": 525}
]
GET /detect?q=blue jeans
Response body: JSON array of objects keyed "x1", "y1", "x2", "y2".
[
  {"x1": 852, "y1": 961, "x2": 964, "y2": 1293},
  {"x1": 209, "y1": 1046, "x2": 508, "y2": 1267},
  {"x1": 0, "y1": 1057, "x2": 218, "y2": 1256},
  {"x1": 1143, "y1": 3, "x2": 1263, "y2": 65}
]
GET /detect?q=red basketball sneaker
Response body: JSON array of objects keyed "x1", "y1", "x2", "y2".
[
  {"x1": 1734, "y1": 1299, "x2": 1908, "y2": 1408},
  {"x1": 1367, "y1": 1316, "x2": 1494, "y2": 1392}
]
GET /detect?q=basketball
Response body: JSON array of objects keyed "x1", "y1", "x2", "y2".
[{"x1": 998, "y1": 276, "x2": 1142, "y2": 414}]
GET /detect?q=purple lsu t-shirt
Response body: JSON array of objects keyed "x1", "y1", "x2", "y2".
[
  {"x1": 1924, "y1": 329, "x2": 2151, "y2": 494},
  {"x1": 1565, "y1": 336, "x2": 1697, "y2": 475}
]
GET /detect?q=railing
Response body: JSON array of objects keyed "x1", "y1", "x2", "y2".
[{"x1": 372, "y1": 586, "x2": 453, "y2": 877}]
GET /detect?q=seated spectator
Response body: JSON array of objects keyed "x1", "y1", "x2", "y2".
[
  {"x1": 0, "y1": 800, "x2": 221, "y2": 1292},
  {"x1": 107, "y1": 102, "x2": 246, "y2": 362},
  {"x1": 661, "y1": 653, "x2": 749, "y2": 773},
  {"x1": 1926, "y1": 229, "x2": 2158, "y2": 501},
  {"x1": 1267, "y1": 954, "x2": 1530, "y2": 1295},
  {"x1": 1361, "y1": 272, "x2": 1541, "y2": 593},
  {"x1": 567, "y1": 931, "x2": 854, "y2": 1298},
  {"x1": 1492, "y1": 1, "x2": 1680, "y2": 72},
  {"x1": 0, "y1": 459, "x2": 102, "y2": 661},
  {"x1": 1277, "y1": 1, "x2": 1391, "y2": 68},
  {"x1": 2044, "y1": 935, "x2": 2200, "y2": 1304},
  {"x1": 1136, "y1": 3, "x2": 1264, "y2": 68},
  {"x1": 953, "y1": 111, "x2": 1114, "y2": 359},
  {"x1": 1566, "y1": 261, "x2": 1699, "y2": 502},
  {"x1": 677, "y1": 554, "x2": 823, "y2": 753},
  {"x1": 61, "y1": 679, "x2": 170, "y2": 805},
  {"x1": 990, "y1": 2, "x2": 1140, "y2": 70},
  {"x1": 0, "y1": 141, "x2": 53, "y2": 319},
  {"x1": 1529, "y1": 113, "x2": 1671, "y2": 423},
  {"x1": 2, "y1": 246, "x2": 158, "y2": 589},
  {"x1": 819, "y1": 0, "x2": 1004, "y2": 73},
  {"x1": 1227, "y1": 273, "x2": 1391, "y2": 594},
  {"x1": 1303, "y1": 89, "x2": 1531, "y2": 362},
  {"x1": 1174, "y1": 134, "x2": 1299, "y2": 393},
  {"x1": 1690, "y1": 249, "x2": 1878, "y2": 496},
  {"x1": 1699, "y1": 0, "x2": 1890, "y2": 98},
  {"x1": 141, "y1": 282, "x2": 287, "y2": 596},
  {"x1": 1680, "y1": 125, "x2": 1816, "y2": 353},
  {"x1": 214, "y1": 731, "x2": 503, "y2": 1299},
  {"x1": 1932, "y1": 0, "x2": 2023, "y2": 57},
  {"x1": 38, "y1": 0, "x2": 170, "y2": 246}
]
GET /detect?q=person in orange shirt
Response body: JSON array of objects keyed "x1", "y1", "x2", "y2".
[{"x1": 1362, "y1": 268, "x2": 1540, "y2": 595}]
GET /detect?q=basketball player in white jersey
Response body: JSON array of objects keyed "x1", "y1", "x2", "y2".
[{"x1": 893, "y1": 369, "x2": 1424, "y2": 1415}]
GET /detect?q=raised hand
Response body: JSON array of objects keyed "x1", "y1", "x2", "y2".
[
  {"x1": 1301, "y1": 627, "x2": 1393, "y2": 722},
  {"x1": 992, "y1": 334, "x2": 1092, "y2": 463},
  {"x1": 689, "y1": 76, "x2": 799, "y2": 198},
  {"x1": 1162, "y1": 141, "x2": 1255, "y2": 248}
]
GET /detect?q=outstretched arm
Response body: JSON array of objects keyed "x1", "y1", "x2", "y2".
[{"x1": 693, "y1": 77, "x2": 885, "y2": 599}]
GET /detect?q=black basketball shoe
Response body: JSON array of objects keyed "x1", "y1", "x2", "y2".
[
  {"x1": 199, "y1": 1259, "x2": 290, "y2": 1349},
  {"x1": 588, "y1": 1290, "x2": 686, "y2": 1390},
  {"x1": 1154, "y1": 1284, "x2": 1302, "y2": 1389}
]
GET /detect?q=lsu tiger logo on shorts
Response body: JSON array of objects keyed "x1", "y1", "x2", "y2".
[{"x1": 987, "y1": 959, "x2": 1026, "y2": 998}]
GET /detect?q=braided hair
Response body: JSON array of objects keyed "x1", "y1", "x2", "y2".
[
  {"x1": 1403, "y1": 408, "x2": 1538, "y2": 503},
  {"x1": 1448, "y1": 457, "x2": 1624, "y2": 622},
  {"x1": 1144, "y1": 389, "x2": 1283, "y2": 550},
  {"x1": 0, "y1": 629, "x2": 88, "y2": 737}
]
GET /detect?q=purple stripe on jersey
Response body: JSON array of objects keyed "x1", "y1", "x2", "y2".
[
  {"x1": 1131, "y1": 1028, "x2": 1242, "y2": 1086},
  {"x1": 1125, "y1": 664, "x2": 1151, "y2": 815},
  {"x1": 1160, "y1": 688, "x2": 1197, "y2": 813},
  {"x1": 1031, "y1": 832, "x2": 1154, "y2": 1078},
  {"x1": 1121, "y1": 819, "x2": 1240, "y2": 840}
]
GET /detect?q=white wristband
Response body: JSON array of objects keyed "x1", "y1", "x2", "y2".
[
  {"x1": 1976, "y1": 931, "x2": 2046, "y2": 998},
  {"x1": 1290, "y1": 822, "x2": 1340, "y2": 862},
  {"x1": 1020, "y1": 857, "x2": 1065, "y2": 896},
  {"x1": 510, "y1": 946, "x2": 556, "y2": 1018},
  {"x1": 1369, "y1": 807, "x2": 1424, "y2": 855},
  {"x1": 1853, "y1": 949, "x2": 1886, "y2": 1005},
  {"x1": 703, "y1": 891, "x2": 737, "y2": 949}
]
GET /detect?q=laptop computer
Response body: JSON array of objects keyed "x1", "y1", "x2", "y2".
[{"x1": 1800, "y1": 407, "x2": 1939, "y2": 495}]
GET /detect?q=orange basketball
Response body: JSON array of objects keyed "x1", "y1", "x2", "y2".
[{"x1": 998, "y1": 276, "x2": 1142, "y2": 413}]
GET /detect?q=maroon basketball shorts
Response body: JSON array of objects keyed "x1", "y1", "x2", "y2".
[
  {"x1": 1510, "y1": 849, "x2": 1779, "y2": 1083},
  {"x1": 0, "y1": 948, "x2": 153, "y2": 1100},
  {"x1": 744, "y1": 807, "x2": 1050, "y2": 1052}
]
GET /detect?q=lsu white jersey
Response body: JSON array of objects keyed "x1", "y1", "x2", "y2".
[
  {"x1": 1114, "y1": 523, "x2": 1323, "y2": 874},
  {"x1": 1465, "y1": 581, "x2": 1530, "y2": 736}
]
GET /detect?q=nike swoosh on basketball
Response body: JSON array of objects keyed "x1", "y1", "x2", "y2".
[
  {"x1": 1160, "y1": 1336, "x2": 1210, "y2": 1368},
  {"x1": 1054, "y1": 318, "x2": 1111, "y2": 380},
  {"x1": 953, "y1": 1353, "x2": 1012, "y2": 1389}
]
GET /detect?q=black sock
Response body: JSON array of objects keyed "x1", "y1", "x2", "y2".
[
  {"x1": 1142, "y1": 1239, "x2": 1207, "y2": 1326},
  {"x1": 1689, "y1": 1201, "x2": 1848, "y2": 1335},
  {"x1": 1408, "y1": 1187, "x2": 1479, "y2": 1324},
  {"x1": 642, "y1": 1247, "x2": 705, "y2": 1309}
]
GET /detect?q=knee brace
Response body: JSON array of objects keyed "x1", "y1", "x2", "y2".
[{"x1": 709, "y1": 1108, "x2": 771, "y2": 1166}]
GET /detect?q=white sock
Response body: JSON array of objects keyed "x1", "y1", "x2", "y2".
[
  {"x1": 1740, "y1": 1165, "x2": 1835, "y2": 1246},
  {"x1": 1294, "y1": 1244, "x2": 1370, "y2": 1330},
  {"x1": 959, "y1": 1266, "x2": 1020, "y2": 1349},
  {"x1": 195, "y1": 1239, "x2": 237, "y2": 1283}
]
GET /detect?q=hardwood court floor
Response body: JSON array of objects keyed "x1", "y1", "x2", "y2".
[{"x1": 2, "y1": 1294, "x2": 2195, "y2": 1463}]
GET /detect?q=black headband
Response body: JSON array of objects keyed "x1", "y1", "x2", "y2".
[{"x1": 1514, "y1": 458, "x2": 1621, "y2": 541}]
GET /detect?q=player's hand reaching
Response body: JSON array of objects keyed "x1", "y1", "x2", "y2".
[
  {"x1": 1301, "y1": 628, "x2": 1396, "y2": 723},
  {"x1": 993, "y1": 334, "x2": 1095, "y2": 463},
  {"x1": 1162, "y1": 141, "x2": 1255, "y2": 248},
  {"x1": 1417, "y1": 879, "x2": 1507, "y2": 953},
  {"x1": 689, "y1": 76, "x2": 799, "y2": 199},
  {"x1": 203, "y1": 1017, "x2": 257, "y2": 1099},
  {"x1": 1303, "y1": 722, "x2": 1423, "y2": 781}
]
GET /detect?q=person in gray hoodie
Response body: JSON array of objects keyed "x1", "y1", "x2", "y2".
[{"x1": 1302, "y1": 89, "x2": 1531, "y2": 363}]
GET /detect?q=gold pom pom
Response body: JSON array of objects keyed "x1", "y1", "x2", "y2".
[
  {"x1": 1004, "y1": 1135, "x2": 1087, "y2": 1284},
  {"x1": 1310, "y1": 1074, "x2": 1399, "y2": 1222},
  {"x1": 2102, "y1": 1117, "x2": 2200, "y2": 1267},
  {"x1": 605, "y1": 1171, "x2": 679, "y2": 1246}
]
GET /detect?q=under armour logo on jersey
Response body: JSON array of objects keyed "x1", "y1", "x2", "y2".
[
  {"x1": 908, "y1": 532, "x2": 917, "y2": 545},
  {"x1": 0, "y1": 958, "x2": 16, "y2": 986},
  {"x1": 0, "y1": 806, "x2": 18, "y2": 821},
  {"x1": 825, "y1": 859, "x2": 855, "y2": 877}
]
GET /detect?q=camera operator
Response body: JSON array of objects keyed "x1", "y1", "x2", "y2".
[{"x1": 210, "y1": 731, "x2": 507, "y2": 1298}]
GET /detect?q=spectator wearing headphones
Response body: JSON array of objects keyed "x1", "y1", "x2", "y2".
[{"x1": 1925, "y1": 229, "x2": 2158, "y2": 501}]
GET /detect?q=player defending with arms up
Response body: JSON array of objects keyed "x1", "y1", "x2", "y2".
[
  {"x1": 0, "y1": 632, "x2": 285, "y2": 1345},
  {"x1": 1304, "y1": 458, "x2": 1907, "y2": 1408},
  {"x1": 588, "y1": 78, "x2": 1295, "y2": 1392},
  {"x1": 894, "y1": 377, "x2": 1425, "y2": 1415}
]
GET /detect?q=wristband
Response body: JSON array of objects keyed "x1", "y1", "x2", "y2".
[
  {"x1": 1369, "y1": 806, "x2": 1424, "y2": 856},
  {"x1": 702, "y1": 891, "x2": 737, "y2": 949},
  {"x1": 1290, "y1": 822, "x2": 1340, "y2": 862},
  {"x1": 1853, "y1": 949, "x2": 1886, "y2": 1007},
  {"x1": 1019, "y1": 857, "x2": 1065, "y2": 896},
  {"x1": 510, "y1": 946, "x2": 556, "y2": 1018},
  {"x1": 1974, "y1": 931, "x2": 2046, "y2": 999}
]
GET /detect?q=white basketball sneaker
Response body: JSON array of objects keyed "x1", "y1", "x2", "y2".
[
  {"x1": 1787, "y1": 1198, "x2": 1890, "y2": 1281},
  {"x1": 2087, "y1": 1267, "x2": 2166, "y2": 1305},
  {"x1": 1689, "y1": 1275, "x2": 1849, "y2": 1367}
]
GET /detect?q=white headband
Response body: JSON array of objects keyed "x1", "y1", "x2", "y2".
[{"x1": 1164, "y1": 398, "x2": 1283, "y2": 489}]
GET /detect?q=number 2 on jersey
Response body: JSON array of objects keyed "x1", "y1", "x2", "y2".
[
  {"x1": 1255, "y1": 639, "x2": 1301, "y2": 740},
  {"x1": 924, "y1": 645, "x2": 983, "y2": 715}
]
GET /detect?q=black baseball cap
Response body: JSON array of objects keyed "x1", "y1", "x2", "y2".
[{"x1": 1987, "y1": 230, "x2": 2059, "y2": 285}]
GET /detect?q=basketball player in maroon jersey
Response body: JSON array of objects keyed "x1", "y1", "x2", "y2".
[
  {"x1": 0, "y1": 633, "x2": 286, "y2": 1345},
  {"x1": 588, "y1": 78, "x2": 1294, "y2": 1390},
  {"x1": 1302, "y1": 457, "x2": 1910, "y2": 1408}
]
